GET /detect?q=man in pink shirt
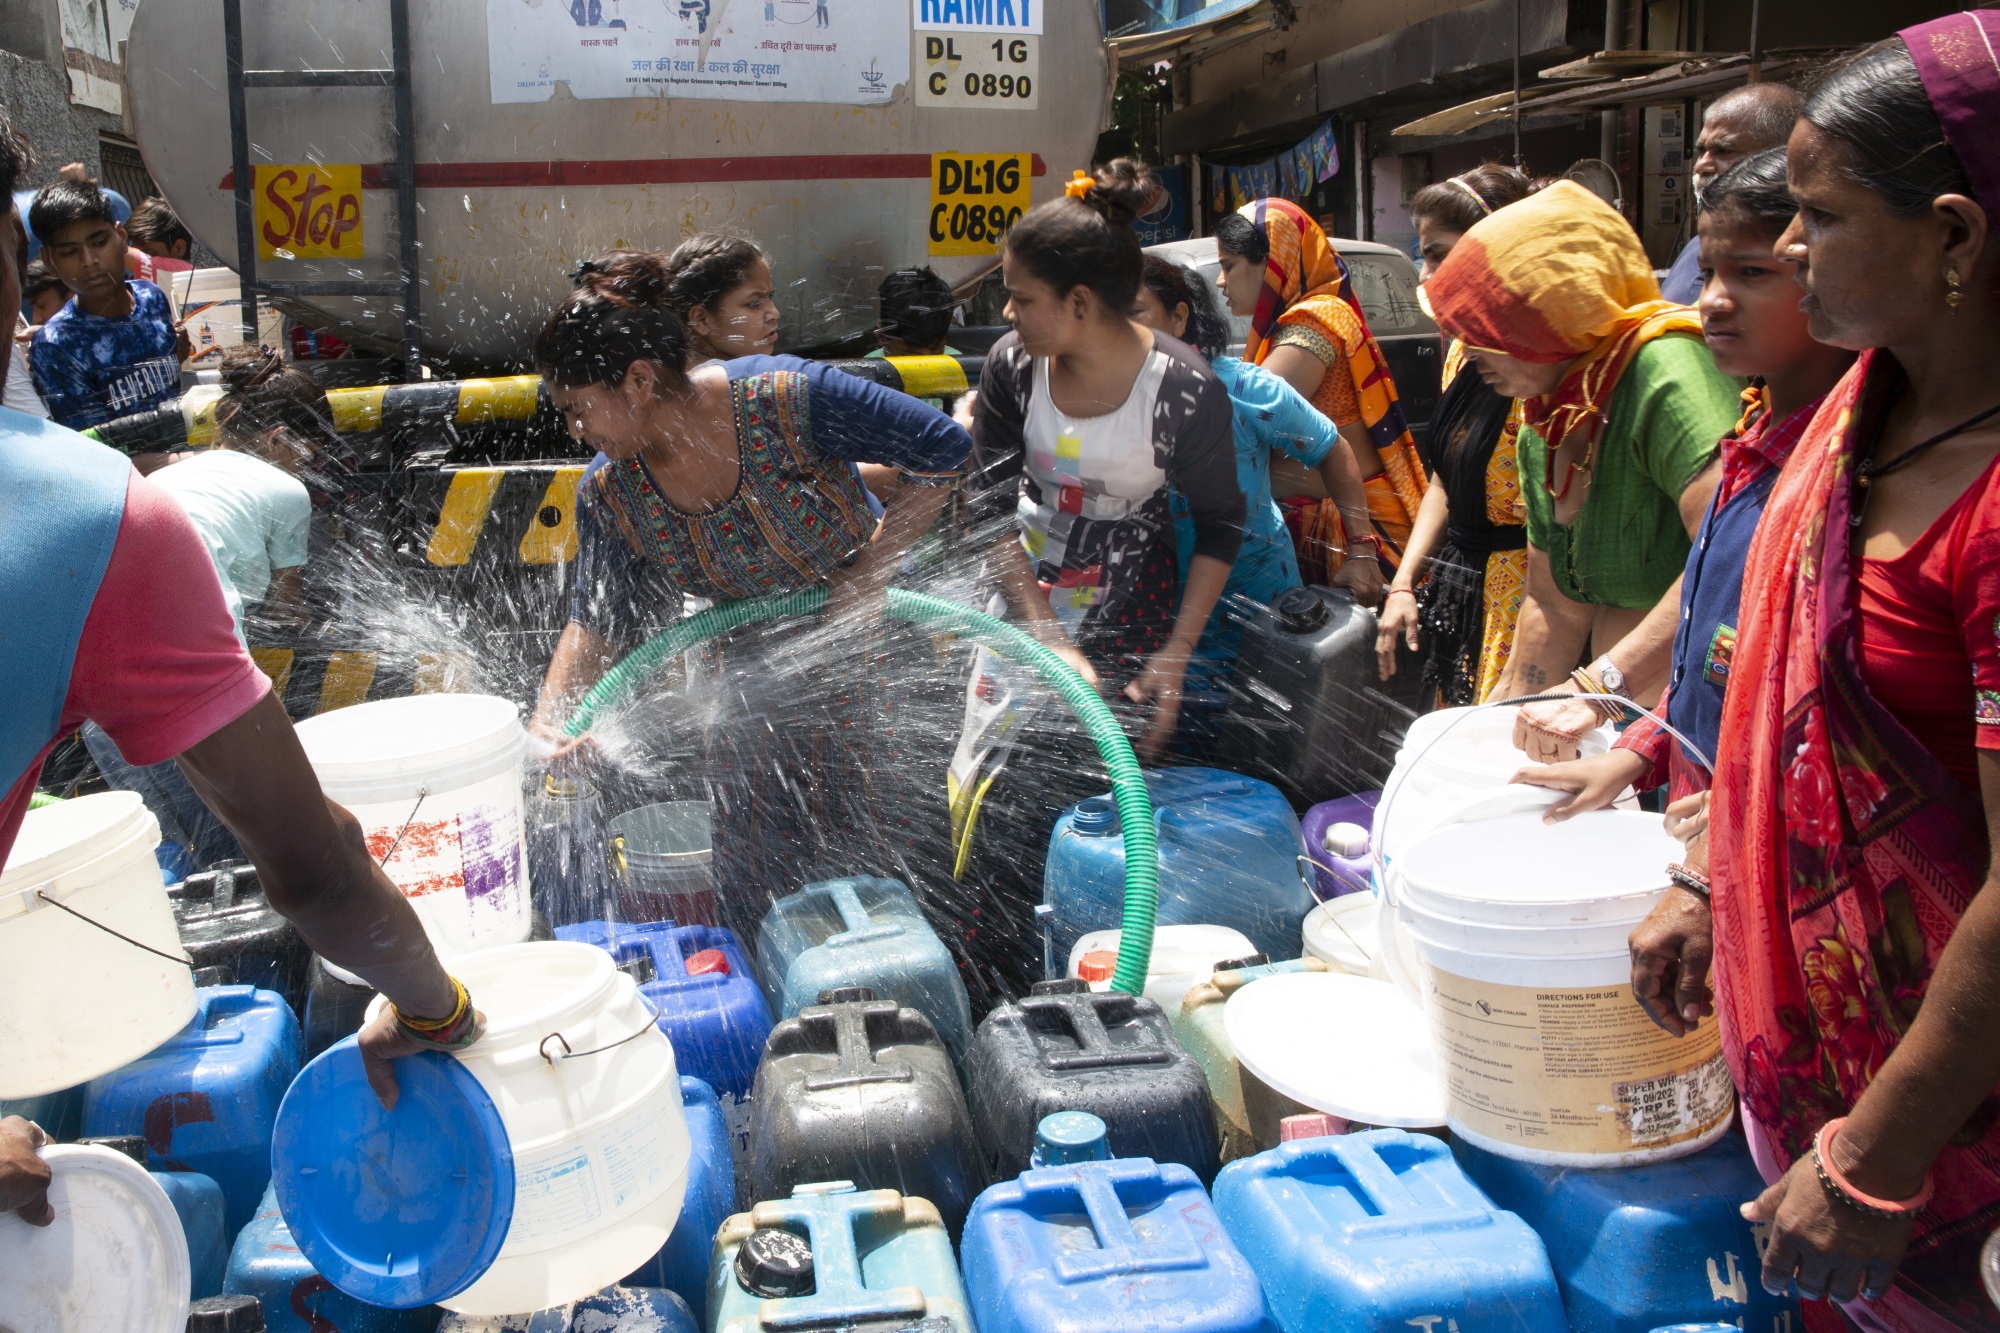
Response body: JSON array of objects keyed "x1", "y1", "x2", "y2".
[{"x1": 0, "y1": 106, "x2": 473, "y2": 1224}]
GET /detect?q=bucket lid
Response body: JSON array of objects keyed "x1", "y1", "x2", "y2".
[
  {"x1": 1396, "y1": 810, "x2": 1681, "y2": 922},
  {"x1": 1224, "y1": 971, "x2": 1445, "y2": 1128},
  {"x1": 270, "y1": 1036, "x2": 515, "y2": 1309},
  {"x1": 0, "y1": 1143, "x2": 191, "y2": 1333},
  {"x1": 294, "y1": 694, "x2": 524, "y2": 804},
  {"x1": 0, "y1": 792, "x2": 159, "y2": 903}
]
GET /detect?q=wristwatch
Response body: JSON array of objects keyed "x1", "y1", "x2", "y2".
[{"x1": 1590, "y1": 655, "x2": 1628, "y2": 697}]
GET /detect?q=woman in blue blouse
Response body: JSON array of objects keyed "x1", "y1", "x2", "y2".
[
  {"x1": 1129, "y1": 256, "x2": 1368, "y2": 687},
  {"x1": 529, "y1": 251, "x2": 971, "y2": 926}
]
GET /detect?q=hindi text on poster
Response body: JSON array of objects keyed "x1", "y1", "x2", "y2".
[{"x1": 488, "y1": 0, "x2": 909, "y2": 105}]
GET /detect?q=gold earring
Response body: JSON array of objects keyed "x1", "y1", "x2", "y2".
[{"x1": 1946, "y1": 268, "x2": 1965, "y2": 311}]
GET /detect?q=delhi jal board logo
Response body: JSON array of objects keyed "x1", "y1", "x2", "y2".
[{"x1": 861, "y1": 58, "x2": 885, "y2": 93}]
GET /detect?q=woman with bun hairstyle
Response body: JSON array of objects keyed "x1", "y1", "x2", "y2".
[
  {"x1": 1376, "y1": 164, "x2": 1538, "y2": 704},
  {"x1": 966, "y1": 158, "x2": 1244, "y2": 759},
  {"x1": 1213, "y1": 198, "x2": 1420, "y2": 601},
  {"x1": 211, "y1": 342, "x2": 341, "y2": 476},
  {"x1": 943, "y1": 161, "x2": 1241, "y2": 1002},
  {"x1": 1129, "y1": 253, "x2": 1364, "y2": 680},
  {"x1": 659, "y1": 233, "x2": 780, "y2": 365},
  {"x1": 529, "y1": 249, "x2": 970, "y2": 921}
]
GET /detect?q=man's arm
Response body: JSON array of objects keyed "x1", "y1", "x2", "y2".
[{"x1": 175, "y1": 691, "x2": 461, "y2": 1104}]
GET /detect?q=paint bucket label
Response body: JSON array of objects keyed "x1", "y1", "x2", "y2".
[{"x1": 1424, "y1": 967, "x2": 1733, "y2": 1157}]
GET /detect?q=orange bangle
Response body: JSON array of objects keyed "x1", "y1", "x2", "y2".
[{"x1": 1812, "y1": 1118, "x2": 1933, "y2": 1217}]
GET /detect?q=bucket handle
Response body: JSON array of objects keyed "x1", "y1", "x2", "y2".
[
  {"x1": 1371, "y1": 692, "x2": 1719, "y2": 889},
  {"x1": 33, "y1": 889, "x2": 193, "y2": 969},
  {"x1": 377, "y1": 786, "x2": 431, "y2": 869},
  {"x1": 539, "y1": 996, "x2": 662, "y2": 1067}
]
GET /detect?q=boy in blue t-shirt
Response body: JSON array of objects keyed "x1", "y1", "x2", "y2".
[{"x1": 28, "y1": 179, "x2": 182, "y2": 433}]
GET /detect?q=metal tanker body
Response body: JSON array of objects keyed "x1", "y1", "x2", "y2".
[{"x1": 126, "y1": 0, "x2": 1106, "y2": 370}]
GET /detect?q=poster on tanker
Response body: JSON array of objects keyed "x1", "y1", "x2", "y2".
[{"x1": 487, "y1": 0, "x2": 910, "y2": 105}]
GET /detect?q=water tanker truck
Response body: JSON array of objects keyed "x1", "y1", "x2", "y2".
[{"x1": 125, "y1": 0, "x2": 1109, "y2": 371}]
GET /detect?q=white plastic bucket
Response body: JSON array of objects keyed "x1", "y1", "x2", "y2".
[
  {"x1": 295, "y1": 695, "x2": 532, "y2": 983},
  {"x1": 1396, "y1": 810, "x2": 1734, "y2": 1167},
  {"x1": 0, "y1": 793, "x2": 195, "y2": 1098},
  {"x1": 0, "y1": 1142, "x2": 191, "y2": 1332},
  {"x1": 1371, "y1": 706, "x2": 1615, "y2": 870},
  {"x1": 1068, "y1": 923, "x2": 1258, "y2": 1016},
  {"x1": 369, "y1": 941, "x2": 692, "y2": 1314},
  {"x1": 1301, "y1": 896, "x2": 1386, "y2": 979}
]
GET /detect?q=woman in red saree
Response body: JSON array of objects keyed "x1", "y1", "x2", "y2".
[{"x1": 1637, "y1": 18, "x2": 2000, "y2": 1329}]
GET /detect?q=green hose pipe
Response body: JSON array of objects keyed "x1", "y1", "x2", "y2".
[
  {"x1": 28, "y1": 791, "x2": 64, "y2": 810},
  {"x1": 561, "y1": 586, "x2": 1159, "y2": 996}
]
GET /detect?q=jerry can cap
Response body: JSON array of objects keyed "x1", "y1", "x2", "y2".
[
  {"x1": 1031, "y1": 1111, "x2": 1110, "y2": 1167},
  {"x1": 737, "y1": 1226, "x2": 816, "y2": 1297},
  {"x1": 1075, "y1": 951, "x2": 1118, "y2": 983},
  {"x1": 1275, "y1": 586, "x2": 1330, "y2": 633}
]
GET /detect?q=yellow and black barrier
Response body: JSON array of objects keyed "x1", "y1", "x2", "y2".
[
  {"x1": 246, "y1": 644, "x2": 479, "y2": 720},
  {"x1": 408, "y1": 462, "x2": 586, "y2": 569},
  {"x1": 85, "y1": 357, "x2": 984, "y2": 455},
  {"x1": 816, "y1": 355, "x2": 985, "y2": 401}
]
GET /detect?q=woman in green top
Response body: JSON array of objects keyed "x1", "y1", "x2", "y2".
[{"x1": 1426, "y1": 181, "x2": 1737, "y2": 758}]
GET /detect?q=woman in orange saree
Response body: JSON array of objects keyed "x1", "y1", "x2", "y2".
[{"x1": 1214, "y1": 198, "x2": 1425, "y2": 603}]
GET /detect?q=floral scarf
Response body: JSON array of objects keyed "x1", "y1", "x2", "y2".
[
  {"x1": 1711, "y1": 351, "x2": 2000, "y2": 1332},
  {"x1": 1426, "y1": 180, "x2": 1703, "y2": 461},
  {"x1": 1236, "y1": 197, "x2": 1427, "y2": 563}
]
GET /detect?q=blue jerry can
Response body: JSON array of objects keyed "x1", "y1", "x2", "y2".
[
  {"x1": 159, "y1": 1167, "x2": 232, "y2": 1301},
  {"x1": 1453, "y1": 1132, "x2": 1801, "y2": 1333},
  {"x1": 82, "y1": 1134, "x2": 230, "y2": 1300},
  {"x1": 1043, "y1": 768, "x2": 1314, "y2": 962},
  {"x1": 556, "y1": 920, "x2": 772, "y2": 1098},
  {"x1": 1214, "y1": 1128, "x2": 1567, "y2": 1333},
  {"x1": 755, "y1": 877, "x2": 972, "y2": 1068},
  {"x1": 709, "y1": 1183, "x2": 971, "y2": 1333},
  {"x1": 225, "y1": 1182, "x2": 442, "y2": 1332},
  {"x1": 961, "y1": 1146, "x2": 1274, "y2": 1333},
  {"x1": 82, "y1": 984, "x2": 302, "y2": 1235},
  {"x1": 435, "y1": 1286, "x2": 700, "y2": 1331},
  {"x1": 623, "y1": 1076, "x2": 737, "y2": 1323}
]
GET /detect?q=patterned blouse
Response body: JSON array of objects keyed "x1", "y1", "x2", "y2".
[{"x1": 570, "y1": 356, "x2": 970, "y2": 643}]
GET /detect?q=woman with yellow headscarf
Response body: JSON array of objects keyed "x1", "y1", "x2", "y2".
[
  {"x1": 1425, "y1": 180, "x2": 1738, "y2": 757},
  {"x1": 1214, "y1": 199, "x2": 1424, "y2": 606}
]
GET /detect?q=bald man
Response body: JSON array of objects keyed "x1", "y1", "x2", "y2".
[{"x1": 1658, "y1": 81, "x2": 1802, "y2": 303}]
